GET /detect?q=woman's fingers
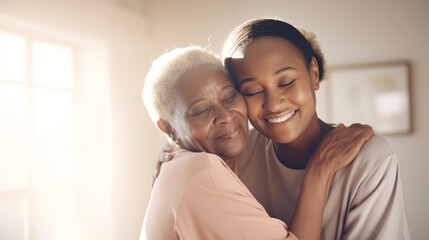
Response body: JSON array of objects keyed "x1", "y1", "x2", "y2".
[
  {"x1": 313, "y1": 123, "x2": 374, "y2": 174},
  {"x1": 331, "y1": 123, "x2": 374, "y2": 172},
  {"x1": 152, "y1": 143, "x2": 179, "y2": 187},
  {"x1": 157, "y1": 143, "x2": 177, "y2": 162},
  {"x1": 157, "y1": 152, "x2": 173, "y2": 163},
  {"x1": 151, "y1": 161, "x2": 163, "y2": 188}
]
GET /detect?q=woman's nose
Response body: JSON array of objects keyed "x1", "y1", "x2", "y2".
[
  {"x1": 263, "y1": 91, "x2": 283, "y2": 113},
  {"x1": 214, "y1": 105, "x2": 233, "y2": 124}
]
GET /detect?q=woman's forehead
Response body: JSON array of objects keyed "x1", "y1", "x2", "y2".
[
  {"x1": 244, "y1": 37, "x2": 303, "y2": 60},
  {"x1": 229, "y1": 37, "x2": 305, "y2": 80},
  {"x1": 174, "y1": 65, "x2": 232, "y2": 101}
]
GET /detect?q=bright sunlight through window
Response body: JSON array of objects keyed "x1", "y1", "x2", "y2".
[{"x1": 0, "y1": 31, "x2": 74, "y2": 240}]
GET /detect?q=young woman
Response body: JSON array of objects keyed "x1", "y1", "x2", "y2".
[
  {"x1": 222, "y1": 18, "x2": 409, "y2": 239},
  {"x1": 141, "y1": 46, "x2": 373, "y2": 239}
]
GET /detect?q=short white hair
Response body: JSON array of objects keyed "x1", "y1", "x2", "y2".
[{"x1": 143, "y1": 46, "x2": 227, "y2": 125}]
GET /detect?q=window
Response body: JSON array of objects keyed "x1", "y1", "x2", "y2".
[{"x1": 0, "y1": 31, "x2": 74, "y2": 239}]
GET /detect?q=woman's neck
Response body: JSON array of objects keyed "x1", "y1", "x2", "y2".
[
  {"x1": 274, "y1": 117, "x2": 334, "y2": 169},
  {"x1": 223, "y1": 157, "x2": 239, "y2": 175}
]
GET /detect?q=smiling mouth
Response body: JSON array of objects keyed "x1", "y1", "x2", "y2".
[
  {"x1": 219, "y1": 125, "x2": 241, "y2": 139},
  {"x1": 265, "y1": 110, "x2": 297, "y2": 124}
]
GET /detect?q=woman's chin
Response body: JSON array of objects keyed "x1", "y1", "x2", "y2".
[{"x1": 218, "y1": 143, "x2": 247, "y2": 159}]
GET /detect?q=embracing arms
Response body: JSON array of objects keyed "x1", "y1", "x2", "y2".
[
  {"x1": 288, "y1": 124, "x2": 374, "y2": 239},
  {"x1": 151, "y1": 124, "x2": 373, "y2": 239}
]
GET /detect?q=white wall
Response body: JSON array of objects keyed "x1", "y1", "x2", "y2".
[{"x1": 140, "y1": 1, "x2": 429, "y2": 239}]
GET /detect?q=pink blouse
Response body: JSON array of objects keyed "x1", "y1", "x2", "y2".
[{"x1": 141, "y1": 148, "x2": 297, "y2": 240}]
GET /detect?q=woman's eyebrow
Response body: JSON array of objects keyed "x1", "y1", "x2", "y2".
[
  {"x1": 274, "y1": 66, "x2": 296, "y2": 75},
  {"x1": 188, "y1": 98, "x2": 205, "y2": 109},
  {"x1": 188, "y1": 84, "x2": 233, "y2": 108},
  {"x1": 221, "y1": 84, "x2": 235, "y2": 91},
  {"x1": 238, "y1": 67, "x2": 296, "y2": 87},
  {"x1": 238, "y1": 77, "x2": 255, "y2": 87}
]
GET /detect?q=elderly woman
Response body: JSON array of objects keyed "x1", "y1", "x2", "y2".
[{"x1": 140, "y1": 46, "x2": 373, "y2": 240}]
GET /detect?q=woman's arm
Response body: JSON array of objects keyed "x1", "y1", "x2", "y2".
[
  {"x1": 289, "y1": 124, "x2": 374, "y2": 239},
  {"x1": 151, "y1": 124, "x2": 373, "y2": 239},
  {"x1": 342, "y1": 140, "x2": 409, "y2": 239}
]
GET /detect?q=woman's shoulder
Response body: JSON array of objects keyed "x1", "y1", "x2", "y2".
[
  {"x1": 155, "y1": 149, "x2": 232, "y2": 195},
  {"x1": 169, "y1": 148, "x2": 229, "y2": 174},
  {"x1": 358, "y1": 133, "x2": 395, "y2": 160},
  {"x1": 337, "y1": 133, "x2": 398, "y2": 182},
  {"x1": 165, "y1": 150, "x2": 246, "y2": 206}
]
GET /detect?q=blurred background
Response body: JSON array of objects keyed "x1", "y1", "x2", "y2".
[{"x1": 0, "y1": 0, "x2": 428, "y2": 239}]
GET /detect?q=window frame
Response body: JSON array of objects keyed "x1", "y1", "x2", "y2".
[{"x1": 0, "y1": 25, "x2": 77, "y2": 240}]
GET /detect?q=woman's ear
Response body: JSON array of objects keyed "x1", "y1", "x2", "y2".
[
  {"x1": 156, "y1": 120, "x2": 166, "y2": 133},
  {"x1": 157, "y1": 119, "x2": 179, "y2": 144},
  {"x1": 156, "y1": 119, "x2": 168, "y2": 134},
  {"x1": 310, "y1": 57, "x2": 320, "y2": 90}
]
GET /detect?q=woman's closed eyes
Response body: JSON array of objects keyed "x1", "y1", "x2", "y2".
[
  {"x1": 187, "y1": 91, "x2": 239, "y2": 118},
  {"x1": 222, "y1": 92, "x2": 237, "y2": 103},
  {"x1": 279, "y1": 78, "x2": 296, "y2": 87},
  {"x1": 241, "y1": 79, "x2": 297, "y2": 97},
  {"x1": 188, "y1": 105, "x2": 212, "y2": 118}
]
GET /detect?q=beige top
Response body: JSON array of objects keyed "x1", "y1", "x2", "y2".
[
  {"x1": 238, "y1": 129, "x2": 410, "y2": 240},
  {"x1": 141, "y1": 148, "x2": 297, "y2": 240}
]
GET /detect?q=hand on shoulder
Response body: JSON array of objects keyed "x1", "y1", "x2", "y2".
[{"x1": 308, "y1": 123, "x2": 374, "y2": 176}]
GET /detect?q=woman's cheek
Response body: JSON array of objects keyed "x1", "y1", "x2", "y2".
[
  {"x1": 246, "y1": 99, "x2": 262, "y2": 125},
  {"x1": 291, "y1": 84, "x2": 312, "y2": 105},
  {"x1": 243, "y1": 98, "x2": 255, "y2": 118}
]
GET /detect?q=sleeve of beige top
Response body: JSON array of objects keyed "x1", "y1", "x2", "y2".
[
  {"x1": 174, "y1": 155, "x2": 297, "y2": 240},
  {"x1": 342, "y1": 152, "x2": 410, "y2": 240}
]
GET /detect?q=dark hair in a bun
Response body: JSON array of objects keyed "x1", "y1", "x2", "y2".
[{"x1": 222, "y1": 18, "x2": 326, "y2": 82}]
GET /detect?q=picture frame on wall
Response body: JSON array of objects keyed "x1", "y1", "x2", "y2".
[{"x1": 317, "y1": 61, "x2": 412, "y2": 135}]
